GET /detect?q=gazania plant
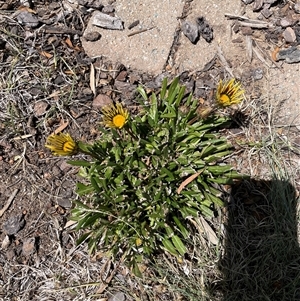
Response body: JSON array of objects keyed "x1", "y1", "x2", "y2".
[
  {"x1": 45, "y1": 77, "x2": 246, "y2": 275},
  {"x1": 216, "y1": 78, "x2": 244, "y2": 107}
]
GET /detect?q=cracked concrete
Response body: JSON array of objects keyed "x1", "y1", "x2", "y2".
[
  {"x1": 82, "y1": 0, "x2": 300, "y2": 129},
  {"x1": 82, "y1": 0, "x2": 184, "y2": 74}
]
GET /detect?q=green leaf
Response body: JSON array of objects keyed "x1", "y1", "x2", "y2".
[
  {"x1": 207, "y1": 177, "x2": 234, "y2": 185},
  {"x1": 175, "y1": 85, "x2": 186, "y2": 107},
  {"x1": 76, "y1": 182, "x2": 94, "y2": 196},
  {"x1": 200, "y1": 204, "x2": 214, "y2": 217},
  {"x1": 160, "y1": 77, "x2": 168, "y2": 99},
  {"x1": 172, "y1": 235, "x2": 187, "y2": 256},
  {"x1": 180, "y1": 206, "x2": 199, "y2": 218},
  {"x1": 104, "y1": 166, "x2": 114, "y2": 179},
  {"x1": 203, "y1": 150, "x2": 233, "y2": 163},
  {"x1": 76, "y1": 232, "x2": 92, "y2": 245},
  {"x1": 173, "y1": 216, "x2": 189, "y2": 238},
  {"x1": 166, "y1": 77, "x2": 179, "y2": 101},
  {"x1": 72, "y1": 200, "x2": 90, "y2": 209},
  {"x1": 136, "y1": 85, "x2": 148, "y2": 101},
  {"x1": 149, "y1": 93, "x2": 158, "y2": 125},
  {"x1": 204, "y1": 191, "x2": 224, "y2": 207},
  {"x1": 162, "y1": 237, "x2": 179, "y2": 256},
  {"x1": 165, "y1": 224, "x2": 175, "y2": 237},
  {"x1": 90, "y1": 176, "x2": 101, "y2": 192},
  {"x1": 224, "y1": 171, "x2": 249, "y2": 179},
  {"x1": 206, "y1": 164, "x2": 233, "y2": 175},
  {"x1": 160, "y1": 167, "x2": 175, "y2": 181},
  {"x1": 161, "y1": 106, "x2": 177, "y2": 118},
  {"x1": 132, "y1": 260, "x2": 143, "y2": 278}
]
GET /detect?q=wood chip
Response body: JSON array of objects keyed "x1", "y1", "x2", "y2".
[
  {"x1": 177, "y1": 172, "x2": 201, "y2": 194},
  {"x1": 252, "y1": 40, "x2": 273, "y2": 68},
  {"x1": 92, "y1": 12, "x2": 124, "y2": 30},
  {"x1": 197, "y1": 216, "x2": 218, "y2": 245},
  {"x1": 0, "y1": 189, "x2": 18, "y2": 217},
  {"x1": 245, "y1": 35, "x2": 253, "y2": 63},
  {"x1": 217, "y1": 44, "x2": 234, "y2": 77},
  {"x1": 128, "y1": 20, "x2": 140, "y2": 30},
  {"x1": 128, "y1": 26, "x2": 156, "y2": 37},
  {"x1": 90, "y1": 63, "x2": 96, "y2": 95},
  {"x1": 64, "y1": 220, "x2": 77, "y2": 229},
  {"x1": 53, "y1": 121, "x2": 69, "y2": 134}
]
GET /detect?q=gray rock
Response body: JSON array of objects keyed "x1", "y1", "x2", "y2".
[
  {"x1": 108, "y1": 292, "x2": 125, "y2": 301},
  {"x1": 57, "y1": 198, "x2": 72, "y2": 209},
  {"x1": 253, "y1": 0, "x2": 264, "y2": 12},
  {"x1": 78, "y1": 0, "x2": 103, "y2": 9},
  {"x1": 93, "y1": 94, "x2": 113, "y2": 109},
  {"x1": 280, "y1": 17, "x2": 293, "y2": 28},
  {"x1": 181, "y1": 21, "x2": 199, "y2": 44},
  {"x1": 197, "y1": 17, "x2": 213, "y2": 43},
  {"x1": 102, "y1": 5, "x2": 115, "y2": 13},
  {"x1": 17, "y1": 11, "x2": 39, "y2": 28},
  {"x1": 3, "y1": 215, "x2": 25, "y2": 235},
  {"x1": 283, "y1": 27, "x2": 296, "y2": 43},
  {"x1": 277, "y1": 47, "x2": 300, "y2": 63},
  {"x1": 34, "y1": 101, "x2": 49, "y2": 116},
  {"x1": 92, "y1": 12, "x2": 124, "y2": 30},
  {"x1": 261, "y1": 7, "x2": 272, "y2": 19},
  {"x1": 294, "y1": 2, "x2": 300, "y2": 14},
  {"x1": 252, "y1": 68, "x2": 263, "y2": 80},
  {"x1": 22, "y1": 237, "x2": 36, "y2": 256},
  {"x1": 241, "y1": 0, "x2": 254, "y2": 3},
  {"x1": 84, "y1": 31, "x2": 101, "y2": 41}
]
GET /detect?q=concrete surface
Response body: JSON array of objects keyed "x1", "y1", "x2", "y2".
[
  {"x1": 82, "y1": 0, "x2": 184, "y2": 74},
  {"x1": 174, "y1": 0, "x2": 242, "y2": 73},
  {"x1": 82, "y1": 0, "x2": 300, "y2": 128}
]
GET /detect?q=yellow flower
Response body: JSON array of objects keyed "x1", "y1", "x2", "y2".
[
  {"x1": 216, "y1": 78, "x2": 244, "y2": 107},
  {"x1": 101, "y1": 102, "x2": 129, "y2": 129},
  {"x1": 45, "y1": 133, "x2": 78, "y2": 156}
]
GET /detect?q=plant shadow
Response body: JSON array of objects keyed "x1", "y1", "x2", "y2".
[{"x1": 217, "y1": 178, "x2": 300, "y2": 301}]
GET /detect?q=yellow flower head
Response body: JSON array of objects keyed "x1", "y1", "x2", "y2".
[
  {"x1": 216, "y1": 78, "x2": 244, "y2": 107},
  {"x1": 101, "y1": 102, "x2": 129, "y2": 129},
  {"x1": 45, "y1": 133, "x2": 78, "y2": 156}
]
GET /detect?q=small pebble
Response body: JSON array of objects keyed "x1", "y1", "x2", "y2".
[
  {"x1": 116, "y1": 70, "x2": 127, "y2": 82},
  {"x1": 253, "y1": 0, "x2": 264, "y2": 12},
  {"x1": 57, "y1": 198, "x2": 72, "y2": 209},
  {"x1": 283, "y1": 27, "x2": 296, "y2": 43},
  {"x1": 181, "y1": 21, "x2": 199, "y2": 44},
  {"x1": 102, "y1": 5, "x2": 115, "y2": 13},
  {"x1": 261, "y1": 8, "x2": 272, "y2": 19},
  {"x1": 280, "y1": 17, "x2": 293, "y2": 28},
  {"x1": 3, "y1": 215, "x2": 25, "y2": 236},
  {"x1": 277, "y1": 46, "x2": 300, "y2": 63},
  {"x1": 128, "y1": 20, "x2": 140, "y2": 30},
  {"x1": 84, "y1": 31, "x2": 101, "y2": 42},
  {"x1": 241, "y1": 26, "x2": 253, "y2": 36},
  {"x1": 22, "y1": 237, "x2": 36, "y2": 256},
  {"x1": 17, "y1": 11, "x2": 39, "y2": 28},
  {"x1": 197, "y1": 17, "x2": 213, "y2": 43},
  {"x1": 34, "y1": 101, "x2": 49, "y2": 116},
  {"x1": 294, "y1": 2, "x2": 300, "y2": 14},
  {"x1": 92, "y1": 94, "x2": 113, "y2": 109},
  {"x1": 252, "y1": 68, "x2": 263, "y2": 80},
  {"x1": 108, "y1": 292, "x2": 125, "y2": 301}
]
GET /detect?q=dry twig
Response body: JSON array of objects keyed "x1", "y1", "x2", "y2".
[{"x1": 0, "y1": 189, "x2": 18, "y2": 217}]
